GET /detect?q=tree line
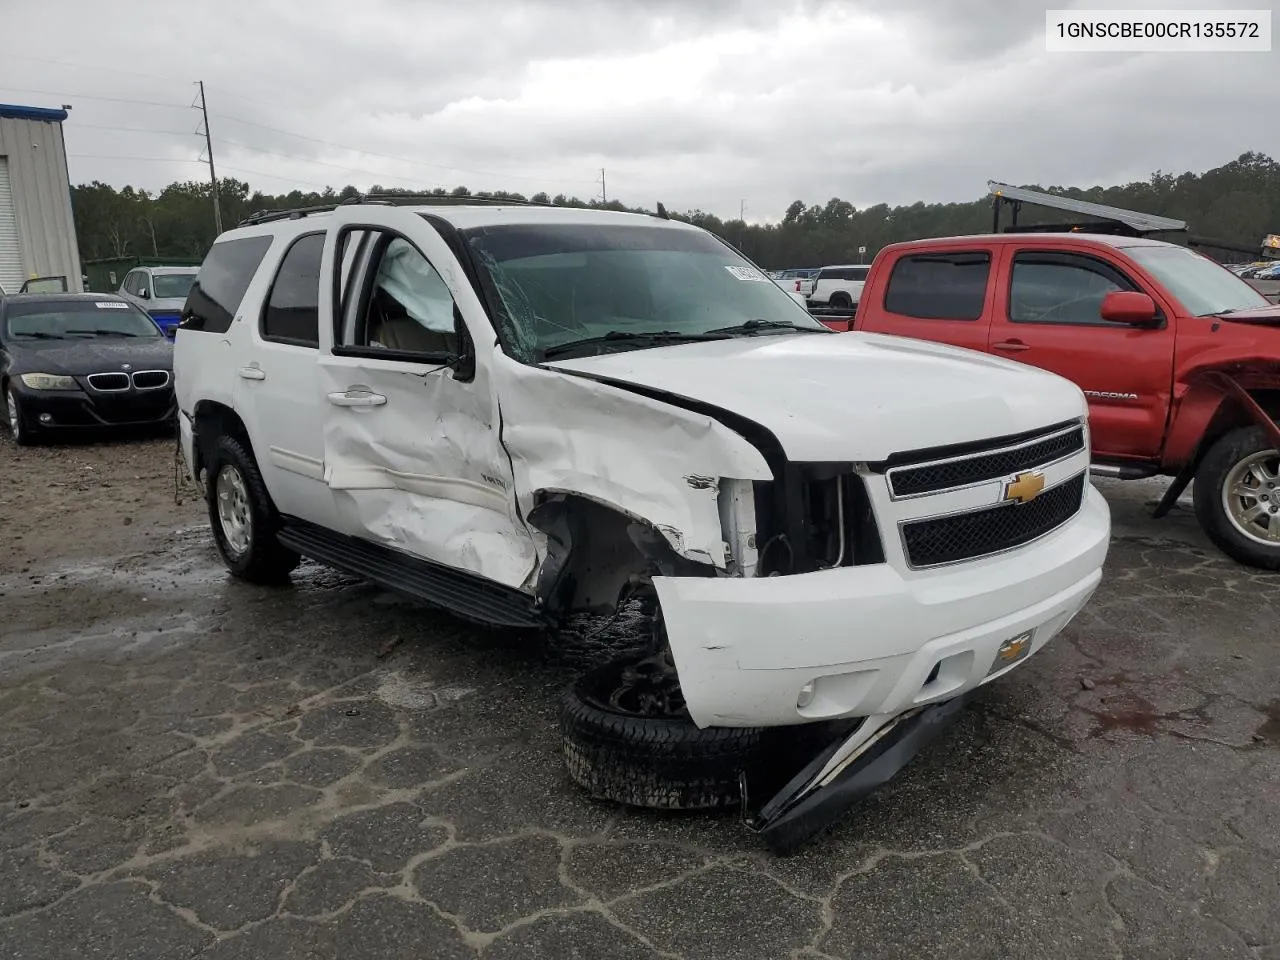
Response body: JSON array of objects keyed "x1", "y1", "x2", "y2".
[{"x1": 70, "y1": 151, "x2": 1280, "y2": 269}]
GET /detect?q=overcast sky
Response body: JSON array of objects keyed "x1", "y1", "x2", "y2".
[{"x1": 1, "y1": 0, "x2": 1275, "y2": 223}]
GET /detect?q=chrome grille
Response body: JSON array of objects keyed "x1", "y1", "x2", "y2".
[
  {"x1": 887, "y1": 423, "x2": 1086, "y2": 499},
  {"x1": 86, "y1": 372, "x2": 130, "y2": 392},
  {"x1": 900, "y1": 473, "x2": 1086, "y2": 569},
  {"x1": 131, "y1": 370, "x2": 170, "y2": 389}
]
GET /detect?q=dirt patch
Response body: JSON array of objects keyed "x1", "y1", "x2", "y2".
[{"x1": 0, "y1": 432, "x2": 204, "y2": 576}]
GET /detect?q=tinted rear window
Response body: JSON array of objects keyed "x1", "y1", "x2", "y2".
[
  {"x1": 883, "y1": 253, "x2": 991, "y2": 320},
  {"x1": 181, "y1": 235, "x2": 274, "y2": 334},
  {"x1": 261, "y1": 233, "x2": 323, "y2": 347}
]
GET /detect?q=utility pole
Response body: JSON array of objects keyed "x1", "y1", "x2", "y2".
[
  {"x1": 599, "y1": 168, "x2": 607, "y2": 205},
  {"x1": 740, "y1": 199, "x2": 745, "y2": 222},
  {"x1": 198, "y1": 81, "x2": 223, "y2": 235}
]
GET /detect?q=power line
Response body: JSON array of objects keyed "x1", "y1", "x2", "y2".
[
  {"x1": 0, "y1": 54, "x2": 185, "y2": 87},
  {"x1": 68, "y1": 154, "x2": 202, "y2": 163},
  {"x1": 71, "y1": 123, "x2": 201, "y2": 136},
  {"x1": 216, "y1": 163, "x2": 335, "y2": 191},
  {"x1": 208, "y1": 111, "x2": 597, "y2": 185},
  {"x1": 214, "y1": 137, "x2": 425, "y2": 185},
  {"x1": 0, "y1": 85, "x2": 194, "y2": 110}
]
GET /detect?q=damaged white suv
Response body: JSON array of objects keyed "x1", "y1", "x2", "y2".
[{"x1": 174, "y1": 198, "x2": 1110, "y2": 849}]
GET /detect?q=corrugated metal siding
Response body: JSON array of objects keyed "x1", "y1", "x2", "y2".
[
  {"x1": 0, "y1": 114, "x2": 83, "y2": 292},
  {"x1": 0, "y1": 158, "x2": 22, "y2": 292}
]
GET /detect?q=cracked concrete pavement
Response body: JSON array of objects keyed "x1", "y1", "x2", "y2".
[{"x1": 1, "y1": 437, "x2": 1278, "y2": 959}]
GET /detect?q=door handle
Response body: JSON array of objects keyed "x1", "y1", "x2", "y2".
[
  {"x1": 237, "y1": 365, "x2": 266, "y2": 380},
  {"x1": 327, "y1": 389, "x2": 387, "y2": 407},
  {"x1": 992, "y1": 340, "x2": 1030, "y2": 353}
]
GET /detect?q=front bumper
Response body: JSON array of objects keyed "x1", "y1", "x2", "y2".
[
  {"x1": 12, "y1": 383, "x2": 176, "y2": 430},
  {"x1": 654, "y1": 484, "x2": 1111, "y2": 729}
]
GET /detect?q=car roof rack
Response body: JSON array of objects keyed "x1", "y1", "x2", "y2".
[{"x1": 236, "y1": 191, "x2": 563, "y2": 227}]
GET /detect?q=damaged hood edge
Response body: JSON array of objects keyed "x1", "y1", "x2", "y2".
[{"x1": 543, "y1": 332, "x2": 1088, "y2": 463}]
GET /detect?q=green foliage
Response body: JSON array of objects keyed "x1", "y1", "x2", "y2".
[{"x1": 71, "y1": 152, "x2": 1280, "y2": 267}]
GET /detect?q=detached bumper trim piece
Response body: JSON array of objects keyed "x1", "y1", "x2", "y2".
[{"x1": 744, "y1": 693, "x2": 972, "y2": 853}]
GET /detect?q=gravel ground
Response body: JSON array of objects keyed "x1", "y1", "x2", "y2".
[{"x1": 2, "y1": 434, "x2": 1278, "y2": 960}]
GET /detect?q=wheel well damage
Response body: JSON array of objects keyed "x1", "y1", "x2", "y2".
[{"x1": 527, "y1": 492, "x2": 717, "y2": 617}]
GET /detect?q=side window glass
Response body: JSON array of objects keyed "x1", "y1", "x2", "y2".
[
  {"x1": 261, "y1": 232, "x2": 324, "y2": 347},
  {"x1": 345, "y1": 235, "x2": 458, "y2": 356},
  {"x1": 123, "y1": 272, "x2": 137, "y2": 294},
  {"x1": 182, "y1": 235, "x2": 274, "y2": 335},
  {"x1": 1009, "y1": 256, "x2": 1130, "y2": 325},
  {"x1": 884, "y1": 253, "x2": 991, "y2": 320}
]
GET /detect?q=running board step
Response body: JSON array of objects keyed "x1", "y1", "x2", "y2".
[
  {"x1": 277, "y1": 517, "x2": 546, "y2": 629},
  {"x1": 1090, "y1": 462, "x2": 1159, "y2": 480}
]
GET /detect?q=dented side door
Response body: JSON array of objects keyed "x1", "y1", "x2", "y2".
[{"x1": 316, "y1": 207, "x2": 538, "y2": 590}]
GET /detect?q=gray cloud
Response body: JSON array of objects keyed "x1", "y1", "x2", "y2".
[{"x1": 1, "y1": 0, "x2": 1274, "y2": 220}]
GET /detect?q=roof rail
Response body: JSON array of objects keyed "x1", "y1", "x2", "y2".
[
  {"x1": 235, "y1": 191, "x2": 571, "y2": 227},
  {"x1": 361, "y1": 192, "x2": 552, "y2": 207},
  {"x1": 237, "y1": 203, "x2": 341, "y2": 227}
]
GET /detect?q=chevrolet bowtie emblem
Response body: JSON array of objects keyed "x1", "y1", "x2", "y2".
[{"x1": 1003, "y1": 470, "x2": 1045, "y2": 504}]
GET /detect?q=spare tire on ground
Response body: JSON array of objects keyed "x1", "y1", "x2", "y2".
[{"x1": 559, "y1": 651, "x2": 766, "y2": 810}]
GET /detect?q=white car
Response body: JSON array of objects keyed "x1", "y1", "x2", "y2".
[
  {"x1": 174, "y1": 199, "x2": 1109, "y2": 847},
  {"x1": 809, "y1": 264, "x2": 870, "y2": 309}
]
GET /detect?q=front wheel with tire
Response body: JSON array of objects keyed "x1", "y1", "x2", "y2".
[
  {"x1": 829, "y1": 292, "x2": 852, "y2": 309},
  {"x1": 1193, "y1": 425, "x2": 1280, "y2": 570},
  {"x1": 6, "y1": 388, "x2": 33, "y2": 446},
  {"x1": 206, "y1": 435, "x2": 300, "y2": 583},
  {"x1": 559, "y1": 651, "x2": 767, "y2": 810}
]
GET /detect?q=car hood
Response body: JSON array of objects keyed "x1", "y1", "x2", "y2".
[
  {"x1": 1217, "y1": 305, "x2": 1280, "y2": 325},
  {"x1": 7, "y1": 337, "x2": 173, "y2": 376},
  {"x1": 544, "y1": 331, "x2": 1087, "y2": 462},
  {"x1": 144, "y1": 298, "x2": 188, "y2": 313}
]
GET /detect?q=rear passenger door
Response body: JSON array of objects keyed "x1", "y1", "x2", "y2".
[
  {"x1": 986, "y1": 247, "x2": 1176, "y2": 460},
  {"x1": 857, "y1": 249, "x2": 995, "y2": 354},
  {"x1": 234, "y1": 229, "x2": 339, "y2": 526}
]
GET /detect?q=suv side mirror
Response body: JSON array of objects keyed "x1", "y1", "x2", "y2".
[
  {"x1": 450, "y1": 304, "x2": 476, "y2": 381},
  {"x1": 1100, "y1": 290, "x2": 1157, "y2": 326},
  {"x1": 138, "y1": 286, "x2": 150, "y2": 299}
]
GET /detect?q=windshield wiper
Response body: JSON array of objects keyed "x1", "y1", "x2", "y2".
[
  {"x1": 67, "y1": 329, "x2": 142, "y2": 337},
  {"x1": 12, "y1": 331, "x2": 65, "y2": 340},
  {"x1": 704, "y1": 318, "x2": 831, "y2": 336},
  {"x1": 540, "y1": 330, "x2": 729, "y2": 360}
]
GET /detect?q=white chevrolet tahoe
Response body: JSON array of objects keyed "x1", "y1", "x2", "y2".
[{"x1": 174, "y1": 198, "x2": 1110, "y2": 849}]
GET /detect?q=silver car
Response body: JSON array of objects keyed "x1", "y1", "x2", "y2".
[{"x1": 118, "y1": 266, "x2": 199, "y2": 338}]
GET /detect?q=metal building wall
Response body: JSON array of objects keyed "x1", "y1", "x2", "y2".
[{"x1": 0, "y1": 114, "x2": 83, "y2": 292}]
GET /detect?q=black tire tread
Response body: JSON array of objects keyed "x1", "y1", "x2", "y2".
[
  {"x1": 1192, "y1": 424, "x2": 1280, "y2": 571},
  {"x1": 6, "y1": 388, "x2": 34, "y2": 446},
  {"x1": 206, "y1": 434, "x2": 300, "y2": 583},
  {"x1": 559, "y1": 662, "x2": 765, "y2": 810}
]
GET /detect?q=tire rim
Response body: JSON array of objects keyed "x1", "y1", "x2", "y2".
[
  {"x1": 583, "y1": 649, "x2": 689, "y2": 719},
  {"x1": 215, "y1": 464, "x2": 253, "y2": 557},
  {"x1": 1221, "y1": 449, "x2": 1280, "y2": 546},
  {"x1": 6, "y1": 391, "x2": 20, "y2": 442}
]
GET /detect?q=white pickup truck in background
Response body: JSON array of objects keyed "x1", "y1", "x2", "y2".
[{"x1": 770, "y1": 267, "x2": 818, "y2": 299}]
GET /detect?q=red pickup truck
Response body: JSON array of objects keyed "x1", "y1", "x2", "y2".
[{"x1": 819, "y1": 232, "x2": 1280, "y2": 569}]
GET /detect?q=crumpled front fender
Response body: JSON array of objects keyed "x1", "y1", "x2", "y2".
[{"x1": 494, "y1": 354, "x2": 772, "y2": 568}]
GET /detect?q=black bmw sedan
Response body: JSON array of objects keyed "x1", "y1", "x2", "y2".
[{"x1": 1, "y1": 293, "x2": 175, "y2": 445}]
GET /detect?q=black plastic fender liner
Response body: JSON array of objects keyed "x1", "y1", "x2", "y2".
[{"x1": 743, "y1": 693, "x2": 973, "y2": 854}]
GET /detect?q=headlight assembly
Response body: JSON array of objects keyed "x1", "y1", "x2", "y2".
[{"x1": 19, "y1": 373, "x2": 78, "y2": 390}]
